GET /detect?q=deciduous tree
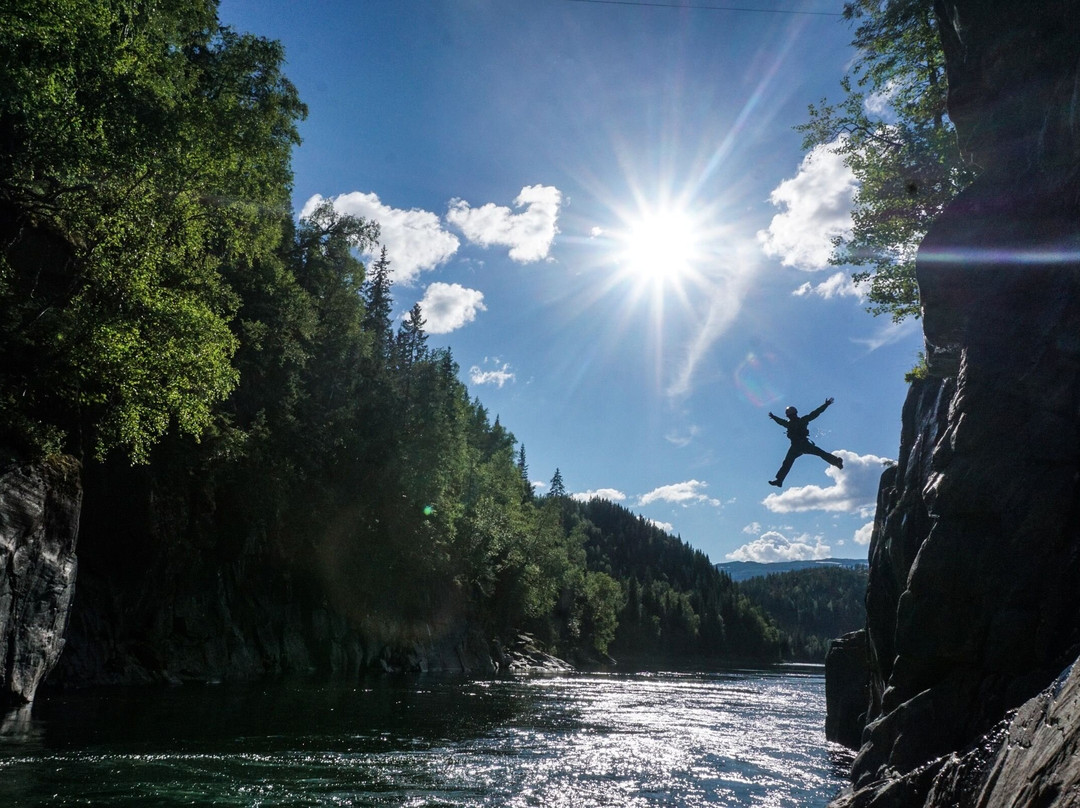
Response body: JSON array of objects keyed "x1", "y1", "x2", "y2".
[{"x1": 798, "y1": 0, "x2": 978, "y2": 322}]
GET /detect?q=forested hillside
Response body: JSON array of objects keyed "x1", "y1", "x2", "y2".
[
  {"x1": 579, "y1": 499, "x2": 782, "y2": 662},
  {"x1": 738, "y1": 567, "x2": 867, "y2": 661},
  {"x1": 1, "y1": 0, "x2": 783, "y2": 680}
]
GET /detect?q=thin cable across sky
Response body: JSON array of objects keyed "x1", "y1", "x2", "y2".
[{"x1": 563, "y1": 0, "x2": 843, "y2": 16}]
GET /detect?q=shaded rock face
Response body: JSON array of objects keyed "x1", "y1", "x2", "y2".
[
  {"x1": 825, "y1": 630, "x2": 870, "y2": 751},
  {"x1": 829, "y1": 1, "x2": 1080, "y2": 804},
  {"x1": 0, "y1": 459, "x2": 81, "y2": 708},
  {"x1": 926, "y1": 661, "x2": 1080, "y2": 808}
]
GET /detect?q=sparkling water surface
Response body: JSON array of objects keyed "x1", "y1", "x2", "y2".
[{"x1": 0, "y1": 666, "x2": 849, "y2": 807}]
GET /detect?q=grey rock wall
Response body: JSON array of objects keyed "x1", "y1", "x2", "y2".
[
  {"x1": 0, "y1": 458, "x2": 81, "y2": 708},
  {"x1": 828, "y1": 1, "x2": 1080, "y2": 805}
]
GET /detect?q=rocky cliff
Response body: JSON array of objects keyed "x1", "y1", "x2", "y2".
[
  {"x1": 0, "y1": 458, "x2": 80, "y2": 709},
  {"x1": 828, "y1": 1, "x2": 1080, "y2": 805}
]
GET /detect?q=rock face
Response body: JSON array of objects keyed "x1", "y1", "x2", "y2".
[
  {"x1": 825, "y1": 630, "x2": 870, "y2": 751},
  {"x1": 828, "y1": 1, "x2": 1080, "y2": 805},
  {"x1": 0, "y1": 458, "x2": 81, "y2": 708}
]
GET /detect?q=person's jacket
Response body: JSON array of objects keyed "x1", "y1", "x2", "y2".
[{"x1": 770, "y1": 400, "x2": 830, "y2": 442}]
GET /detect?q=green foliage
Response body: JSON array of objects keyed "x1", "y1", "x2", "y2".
[
  {"x1": 577, "y1": 499, "x2": 783, "y2": 662},
  {"x1": 0, "y1": 0, "x2": 305, "y2": 462},
  {"x1": 8, "y1": 1, "x2": 788, "y2": 670},
  {"x1": 904, "y1": 351, "x2": 929, "y2": 383},
  {"x1": 738, "y1": 566, "x2": 868, "y2": 662},
  {"x1": 798, "y1": 0, "x2": 978, "y2": 322}
]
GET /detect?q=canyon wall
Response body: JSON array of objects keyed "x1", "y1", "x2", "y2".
[{"x1": 829, "y1": 1, "x2": 1080, "y2": 805}]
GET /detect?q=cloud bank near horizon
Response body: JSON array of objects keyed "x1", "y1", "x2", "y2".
[{"x1": 725, "y1": 529, "x2": 832, "y2": 562}]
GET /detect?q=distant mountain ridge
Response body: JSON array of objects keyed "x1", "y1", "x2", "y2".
[{"x1": 716, "y1": 558, "x2": 868, "y2": 582}]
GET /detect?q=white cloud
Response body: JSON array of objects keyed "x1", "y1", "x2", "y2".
[
  {"x1": 639, "y1": 480, "x2": 721, "y2": 508},
  {"x1": 647, "y1": 518, "x2": 675, "y2": 534},
  {"x1": 793, "y1": 271, "x2": 865, "y2": 301},
  {"x1": 725, "y1": 530, "x2": 832, "y2": 563},
  {"x1": 864, "y1": 80, "x2": 900, "y2": 120},
  {"x1": 446, "y1": 184, "x2": 562, "y2": 262},
  {"x1": 469, "y1": 358, "x2": 515, "y2": 388},
  {"x1": 302, "y1": 192, "x2": 460, "y2": 284},
  {"x1": 742, "y1": 522, "x2": 763, "y2": 535},
  {"x1": 854, "y1": 521, "x2": 874, "y2": 546},
  {"x1": 757, "y1": 138, "x2": 856, "y2": 270},
  {"x1": 589, "y1": 226, "x2": 604, "y2": 238},
  {"x1": 664, "y1": 425, "x2": 700, "y2": 448},
  {"x1": 418, "y1": 283, "x2": 486, "y2": 334},
  {"x1": 532, "y1": 480, "x2": 548, "y2": 493},
  {"x1": 570, "y1": 488, "x2": 627, "y2": 503},
  {"x1": 852, "y1": 317, "x2": 920, "y2": 352},
  {"x1": 763, "y1": 450, "x2": 890, "y2": 517}
]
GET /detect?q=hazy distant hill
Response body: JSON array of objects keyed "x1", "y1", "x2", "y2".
[{"x1": 716, "y1": 558, "x2": 868, "y2": 582}]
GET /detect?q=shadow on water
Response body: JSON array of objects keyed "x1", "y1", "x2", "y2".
[
  {"x1": 0, "y1": 668, "x2": 846, "y2": 807},
  {"x1": 9, "y1": 674, "x2": 533, "y2": 751}
]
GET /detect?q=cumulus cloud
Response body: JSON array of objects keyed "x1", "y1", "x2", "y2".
[
  {"x1": 854, "y1": 521, "x2": 874, "y2": 546},
  {"x1": 647, "y1": 518, "x2": 675, "y2": 534},
  {"x1": 418, "y1": 283, "x2": 486, "y2": 334},
  {"x1": 639, "y1": 480, "x2": 721, "y2": 508},
  {"x1": 446, "y1": 184, "x2": 562, "y2": 262},
  {"x1": 793, "y1": 271, "x2": 865, "y2": 301},
  {"x1": 743, "y1": 522, "x2": 763, "y2": 535},
  {"x1": 571, "y1": 488, "x2": 627, "y2": 503},
  {"x1": 757, "y1": 138, "x2": 856, "y2": 270},
  {"x1": 725, "y1": 530, "x2": 832, "y2": 563},
  {"x1": 763, "y1": 450, "x2": 891, "y2": 517},
  {"x1": 302, "y1": 192, "x2": 460, "y2": 284},
  {"x1": 469, "y1": 358, "x2": 515, "y2": 388}
]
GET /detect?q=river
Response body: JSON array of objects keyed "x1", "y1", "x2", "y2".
[{"x1": 0, "y1": 666, "x2": 849, "y2": 807}]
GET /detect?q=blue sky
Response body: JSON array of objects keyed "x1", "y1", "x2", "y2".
[{"x1": 217, "y1": 0, "x2": 922, "y2": 564}]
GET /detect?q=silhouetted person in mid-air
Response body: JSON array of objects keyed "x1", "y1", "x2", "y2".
[{"x1": 768, "y1": 397, "x2": 843, "y2": 487}]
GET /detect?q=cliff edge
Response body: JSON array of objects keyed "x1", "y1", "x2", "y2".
[{"x1": 828, "y1": 1, "x2": 1080, "y2": 805}]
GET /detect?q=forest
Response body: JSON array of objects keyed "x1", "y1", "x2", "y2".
[
  {"x1": 1, "y1": 0, "x2": 857, "y2": 674},
  {"x1": 738, "y1": 567, "x2": 868, "y2": 662}
]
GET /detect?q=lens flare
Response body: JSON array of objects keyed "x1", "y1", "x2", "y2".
[{"x1": 734, "y1": 352, "x2": 783, "y2": 407}]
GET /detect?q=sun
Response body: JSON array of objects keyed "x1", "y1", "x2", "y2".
[{"x1": 615, "y1": 205, "x2": 703, "y2": 290}]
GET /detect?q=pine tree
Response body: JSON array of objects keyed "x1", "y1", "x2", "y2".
[
  {"x1": 517, "y1": 444, "x2": 533, "y2": 502},
  {"x1": 363, "y1": 246, "x2": 394, "y2": 361},
  {"x1": 548, "y1": 468, "x2": 566, "y2": 498},
  {"x1": 395, "y1": 302, "x2": 428, "y2": 368}
]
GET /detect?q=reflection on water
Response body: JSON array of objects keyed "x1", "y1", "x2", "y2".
[{"x1": 0, "y1": 667, "x2": 846, "y2": 807}]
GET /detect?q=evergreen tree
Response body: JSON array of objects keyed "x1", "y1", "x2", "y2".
[
  {"x1": 516, "y1": 444, "x2": 533, "y2": 502},
  {"x1": 548, "y1": 468, "x2": 566, "y2": 498},
  {"x1": 395, "y1": 303, "x2": 428, "y2": 369},
  {"x1": 362, "y1": 246, "x2": 394, "y2": 362}
]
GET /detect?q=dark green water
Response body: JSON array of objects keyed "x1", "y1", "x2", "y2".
[{"x1": 0, "y1": 667, "x2": 849, "y2": 807}]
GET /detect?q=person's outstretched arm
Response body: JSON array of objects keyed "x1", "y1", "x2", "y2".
[
  {"x1": 805, "y1": 397, "x2": 834, "y2": 422},
  {"x1": 768, "y1": 412, "x2": 787, "y2": 427}
]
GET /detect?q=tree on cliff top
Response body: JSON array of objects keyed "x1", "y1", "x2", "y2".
[{"x1": 798, "y1": 0, "x2": 978, "y2": 322}]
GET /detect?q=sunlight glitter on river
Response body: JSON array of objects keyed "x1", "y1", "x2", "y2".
[{"x1": 0, "y1": 667, "x2": 848, "y2": 807}]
